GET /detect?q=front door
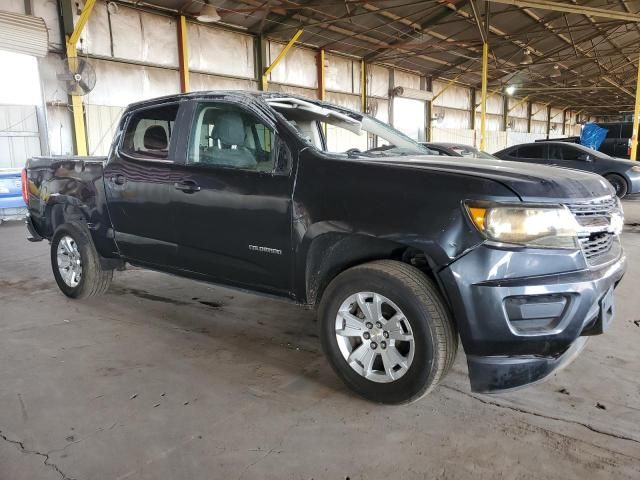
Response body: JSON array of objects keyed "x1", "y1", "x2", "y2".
[
  {"x1": 104, "y1": 102, "x2": 183, "y2": 267},
  {"x1": 171, "y1": 100, "x2": 295, "y2": 295},
  {"x1": 548, "y1": 144, "x2": 597, "y2": 172}
]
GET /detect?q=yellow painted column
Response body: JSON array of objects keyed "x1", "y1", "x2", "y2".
[
  {"x1": 480, "y1": 42, "x2": 488, "y2": 151},
  {"x1": 65, "y1": 0, "x2": 97, "y2": 156},
  {"x1": 66, "y1": 48, "x2": 88, "y2": 156},
  {"x1": 361, "y1": 59, "x2": 366, "y2": 113},
  {"x1": 630, "y1": 52, "x2": 640, "y2": 161},
  {"x1": 177, "y1": 16, "x2": 190, "y2": 93}
]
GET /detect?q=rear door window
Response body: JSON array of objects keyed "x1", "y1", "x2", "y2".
[
  {"x1": 121, "y1": 104, "x2": 179, "y2": 160},
  {"x1": 516, "y1": 144, "x2": 545, "y2": 159},
  {"x1": 620, "y1": 123, "x2": 633, "y2": 138}
]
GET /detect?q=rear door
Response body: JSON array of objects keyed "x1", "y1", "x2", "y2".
[
  {"x1": 170, "y1": 100, "x2": 295, "y2": 294},
  {"x1": 512, "y1": 143, "x2": 547, "y2": 165},
  {"x1": 104, "y1": 102, "x2": 184, "y2": 267}
]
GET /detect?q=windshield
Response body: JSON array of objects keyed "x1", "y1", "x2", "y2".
[
  {"x1": 447, "y1": 144, "x2": 496, "y2": 159},
  {"x1": 266, "y1": 97, "x2": 432, "y2": 159}
]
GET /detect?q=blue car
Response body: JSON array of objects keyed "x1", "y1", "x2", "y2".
[{"x1": 0, "y1": 168, "x2": 27, "y2": 223}]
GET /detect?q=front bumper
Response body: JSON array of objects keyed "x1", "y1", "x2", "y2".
[{"x1": 439, "y1": 241, "x2": 626, "y2": 393}]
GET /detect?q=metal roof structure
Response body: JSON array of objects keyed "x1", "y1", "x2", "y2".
[{"x1": 118, "y1": 0, "x2": 640, "y2": 117}]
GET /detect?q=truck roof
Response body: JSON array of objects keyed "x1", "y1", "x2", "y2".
[{"x1": 126, "y1": 90, "x2": 331, "y2": 112}]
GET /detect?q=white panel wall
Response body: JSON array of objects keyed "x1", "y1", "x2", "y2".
[
  {"x1": 431, "y1": 128, "x2": 475, "y2": 146},
  {"x1": 475, "y1": 91, "x2": 504, "y2": 115},
  {"x1": 326, "y1": 92, "x2": 361, "y2": 111},
  {"x1": 367, "y1": 65, "x2": 389, "y2": 98},
  {"x1": 268, "y1": 42, "x2": 317, "y2": 89},
  {"x1": 190, "y1": 73, "x2": 257, "y2": 92},
  {"x1": 86, "y1": 104, "x2": 123, "y2": 155},
  {"x1": 86, "y1": 59, "x2": 180, "y2": 106},
  {"x1": 394, "y1": 70, "x2": 421, "y2": 90},
  {"x1": 188, "y1": 24, "x2": 254, "y2": 78},
  {"x1": 326, "y1": 54, "x2": 361, "y2": 94},
  {"x1": 110, "y1": 7, "x2": 178, "y2": 67},
  {"x1": 433, "y1": 81, "x2": 470, "y2": 110}
]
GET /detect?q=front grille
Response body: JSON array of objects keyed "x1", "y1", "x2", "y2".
[
  {"x1": 578, "y1": 232, "x2": 615, "y2": 261},
  {"x1": 565, "y1": 196, "x2": 620, "y2": 265},
  {"x1": 565, "y1": 196, "x2": 618, "y2": 217}
]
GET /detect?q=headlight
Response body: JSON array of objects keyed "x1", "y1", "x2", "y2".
[
  {"x1": 631, "y1": 165, "x2": 640, "y2": 173},
  {"x1": 465, "y1": 202, "x2": 580, "y2": 249}
]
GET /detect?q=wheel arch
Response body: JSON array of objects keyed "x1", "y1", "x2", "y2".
[
  {"x1": 604, "y1": 172, "x2": 629, "y2": 190},
  {"x1": 303, "y1": 232, "x2": 444, "y2": 307}
]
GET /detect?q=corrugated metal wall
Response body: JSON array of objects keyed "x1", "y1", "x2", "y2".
[{"x1": 0, "y1": 105, "x2": 41, "y2": 168}]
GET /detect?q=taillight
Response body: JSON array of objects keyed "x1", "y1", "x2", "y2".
[{"x1": 21, "y1": 168, "x2": 29, "y2": 205}]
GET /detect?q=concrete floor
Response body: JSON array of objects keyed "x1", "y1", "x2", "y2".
[{"x1": 1, "y1": 204, "x2": 639, "y2": 480}]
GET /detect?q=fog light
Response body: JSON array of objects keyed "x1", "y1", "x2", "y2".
[{"x1": 505, "y1": 294, "x2": 569, "y2": 333}]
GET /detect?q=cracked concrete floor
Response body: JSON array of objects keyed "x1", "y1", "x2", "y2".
[{"x1": 1, "y1": 202, "x2": 639, "y2": 480}]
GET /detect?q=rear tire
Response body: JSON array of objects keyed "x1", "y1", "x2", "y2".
[
  {"x1": 319, "y1": 260, "x2": 457, "y2": 404},
  {"x1": 605, "y1": 174, "x2": 628, "y2": 198},
  {"x1": 51, "y1": 222, "x2": 113, "y2": 299}
]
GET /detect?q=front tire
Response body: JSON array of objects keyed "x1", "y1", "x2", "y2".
[
  {"x1": 605, "y1": 174, "x2": 628, "y2": 198},
  {"x1": 51, "y1": 222, "x2": 113, "y2": 299},
  {"x1": 319, "y1": 260, "x2": 457, "y2": 404}
]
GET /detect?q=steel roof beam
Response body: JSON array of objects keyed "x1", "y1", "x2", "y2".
[{"x1": 484, "y1": 0, "x2": 640, "y2": 22}]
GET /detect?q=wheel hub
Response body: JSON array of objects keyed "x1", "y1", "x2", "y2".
[
  {"x1": 334, "y1": 291, "x2": 415, "y2": 383},
  {"x1": 56, "y1": 235, "x2": 82, "y2": 288}
]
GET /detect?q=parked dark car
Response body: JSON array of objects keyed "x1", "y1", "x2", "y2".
[
  {"x1": 535, "y1": 122, "x2": 633, "y2": 159},
  {"x1": 494, "y1": 141, "x2": 640, "y2": 198},
  {"x1": 421, "y1": 142, "x2": 497, "y2": 159},
  {"x1": 23, "y1": 92, "x2": 626, "y2": 404}
]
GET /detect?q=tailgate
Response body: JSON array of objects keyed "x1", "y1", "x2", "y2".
[{"x1": 0, "y1": 169, "x2": 24, "y2": 209}]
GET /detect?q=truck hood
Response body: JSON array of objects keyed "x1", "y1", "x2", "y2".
[{"x1": 371, "y1": 155, "x2": 614, "y2": 201}]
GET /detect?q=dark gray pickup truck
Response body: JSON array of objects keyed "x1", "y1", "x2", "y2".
[{"x1": 23, "y1": 91, "x2": 626, "y2": 404}]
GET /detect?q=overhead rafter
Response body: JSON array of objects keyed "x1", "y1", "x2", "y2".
[{"x1": 484, "y1": 0, "x2": 640, "y2": 22}]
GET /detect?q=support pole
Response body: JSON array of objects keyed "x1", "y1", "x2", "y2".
[
  {"x1": 177, "y1": 16, "x2": 190, "y2": 93},
  {"x1": 317, "y1": 48, "x2": 325, "y2": 101},
  {"x1": 631, "y1": 52, "x2": 640, "y2": 161},
  {"x1": 65, "y1": 0, "x2": 97, "y2": 156},
  {"x1": 262, "y1": 29, "x2": 303, "y2": 91},
  {"x1": 361, "y1": 59, "x2": 367, "y2": 113},
  {"x1": 480, "y1": 42, "x2": 488, "y2": 151}
]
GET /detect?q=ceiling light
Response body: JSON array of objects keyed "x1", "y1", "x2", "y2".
[
  {"x1": 505, "y1": 85, "x2": 516, "y2": 95},
  {"x1": 520, "y1": 49, "x2": 533, "y2": 65},
  {"x1": 551, "y1": 64, "x2": 561, "y2": 78},
  {"x1": 197, "y1": 1, "x2": 221, "y2": 22}
]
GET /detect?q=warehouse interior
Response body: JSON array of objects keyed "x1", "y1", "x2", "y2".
[{"x1": 1, "y1": 0, "x2": 640, "y2": 479}]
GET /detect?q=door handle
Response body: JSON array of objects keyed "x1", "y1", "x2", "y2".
[
  {"x1": 174, "y1": 180, "x2": 201, "y2": 193},
  {"x1": 110, "y1": 174, "x2": 126, "y2": 186}
]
